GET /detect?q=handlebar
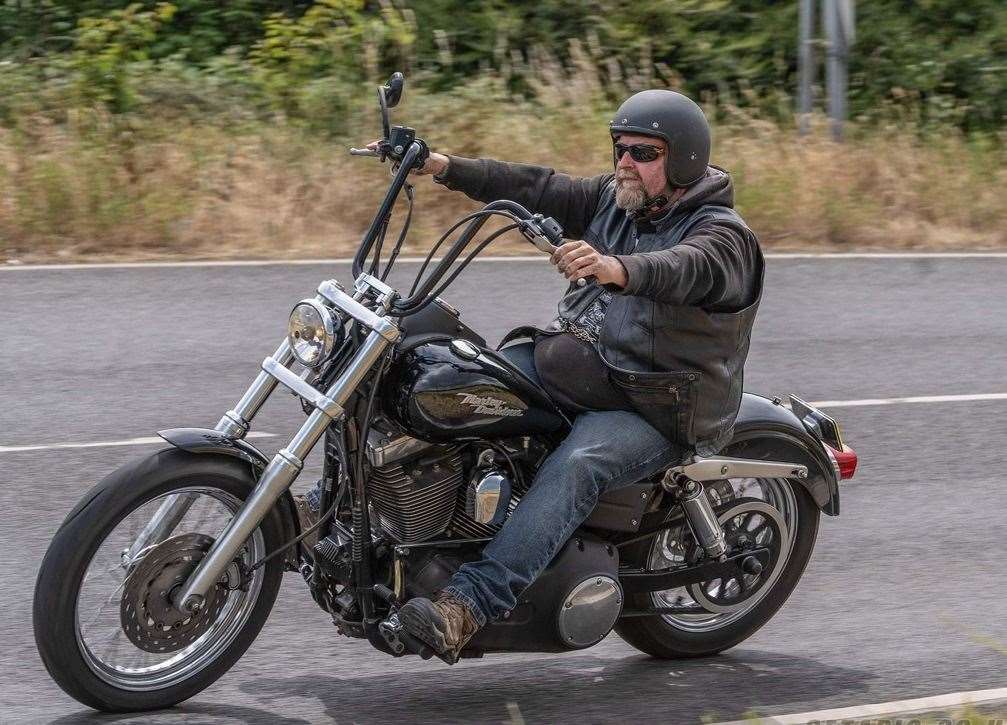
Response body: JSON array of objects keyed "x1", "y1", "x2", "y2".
[
  {"x1": 391, "y1": 201, "x2": 565, "y2": 316},
  {"x1": 348, "y1": 72, "x2": 587, "y2": 306}
]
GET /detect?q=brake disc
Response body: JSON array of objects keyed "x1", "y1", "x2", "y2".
[
  {"x1": 119, "y1": 533, "x2": 232, "y2": 654},
  {"x1": 688, "y1": 500, "x2": 789, "y2": 614}
]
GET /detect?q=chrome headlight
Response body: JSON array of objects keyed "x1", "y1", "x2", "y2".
[{"x1": 287, "y1": 300, "x2": 338, "y2": 368}]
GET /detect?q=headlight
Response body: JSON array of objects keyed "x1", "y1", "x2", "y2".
[{"x1": 287, "y1": 300, "x2": 338, "y2": 368}]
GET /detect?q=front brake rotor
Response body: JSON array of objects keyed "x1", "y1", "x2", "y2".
[{"x1": 119, "y1": 533, "x2": 232, "y2": 654}]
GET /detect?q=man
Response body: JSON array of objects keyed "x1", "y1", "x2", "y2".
[{"x1": 385, "y1": 90, "x2": 762, "y2": 661}]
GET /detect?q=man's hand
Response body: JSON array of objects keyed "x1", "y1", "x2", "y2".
[
  {"x1": 550, "y1": 241, "x2": 628, "y2": 288},
  {"x1": 364, "y1": 141, "x2": 449, "y2": 176}
]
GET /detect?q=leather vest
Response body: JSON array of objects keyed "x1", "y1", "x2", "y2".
[{"x1": 552, "y1": 188, "x2": 765, "y2": 456}]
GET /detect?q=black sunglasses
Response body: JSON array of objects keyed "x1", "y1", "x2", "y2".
[{"x1": 613, "y1": 142, "x2": 664, "y2": 163}]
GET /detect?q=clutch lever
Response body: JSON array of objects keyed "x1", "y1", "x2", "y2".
[{"x1": 349, "y1": 147, "x2": 381, "y2": 157}]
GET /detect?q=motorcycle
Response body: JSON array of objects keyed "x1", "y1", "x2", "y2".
[{"x1": 33, "y1": 73, "x2": 859, "y2": 712}]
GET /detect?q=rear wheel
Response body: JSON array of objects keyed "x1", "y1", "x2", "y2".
[
  {"x1": 615, "y1": 476, "x2": 819, "y2": 658},
  {"x1": 33, "y1": 449, "x2": 286, "y2": 712}
]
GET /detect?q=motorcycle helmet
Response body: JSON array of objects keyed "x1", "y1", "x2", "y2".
[{"x1": 609, "y1": 89, "x2": 710, "y2": 187}]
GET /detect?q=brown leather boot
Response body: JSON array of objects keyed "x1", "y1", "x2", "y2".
[{"x1": 398, "y1": 590, "x2": 481, "y2": 662}]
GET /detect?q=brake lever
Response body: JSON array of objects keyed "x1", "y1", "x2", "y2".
[{"x1": 349, "y1": 147, "x2": 380, "y2": 157}]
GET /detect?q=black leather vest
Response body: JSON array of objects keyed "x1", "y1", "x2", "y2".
[{"x1": 553, "y1": 187, "x2": 765, "y2": 455}]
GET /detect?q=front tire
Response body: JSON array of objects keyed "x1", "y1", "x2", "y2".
[
  {"x1": 615, "y1": 477, "x2": 820, "y2": 658},
  {"x1": 33, "y1": 448, "x2": 286, "y2": 712}
]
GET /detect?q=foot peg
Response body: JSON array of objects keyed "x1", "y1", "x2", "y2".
[{"x1": 379, "y1": 614, "x2": 438, "y2": 661}]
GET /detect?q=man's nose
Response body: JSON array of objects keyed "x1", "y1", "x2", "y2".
[{"x1": 616, "y1": 151, "x2": 636, "y2": 170}]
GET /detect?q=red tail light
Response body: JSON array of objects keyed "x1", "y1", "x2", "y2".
[{"x1": 825, "y1": 443, "x2": 858, "y2": 480}]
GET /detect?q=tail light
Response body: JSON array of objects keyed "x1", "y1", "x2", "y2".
[{"x1": 825, "y1": 443, "x2": 858, "y2": 480}]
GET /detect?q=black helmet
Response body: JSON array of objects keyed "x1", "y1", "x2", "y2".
[{"x1": 609, "y1": 89, "x2": 710, "y2": 187}]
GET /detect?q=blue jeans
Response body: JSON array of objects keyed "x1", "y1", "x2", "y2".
[{"x1": 443, "y1": 343, "x2": 681, "y2": 626}]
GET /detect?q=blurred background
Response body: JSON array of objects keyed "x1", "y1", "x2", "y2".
[{"x1": 0, "y1": 0, "x2": 1004, "y2": 263}]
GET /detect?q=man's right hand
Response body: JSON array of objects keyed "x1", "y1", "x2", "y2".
[{"x1": 364, "y1": 141, "x2": 449, "y2": 177}]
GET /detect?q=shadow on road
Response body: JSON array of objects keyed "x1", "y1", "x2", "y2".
[
  {"x1": 46, "y1": 702, "x2": 313, "y2": 724},
  {"x1": 237, "y1": 648, "x2": 875, "y2": 723}
]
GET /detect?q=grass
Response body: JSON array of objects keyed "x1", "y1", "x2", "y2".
[{"x1": 1, "y1": 67, "x2": 1005, "y2": 263}]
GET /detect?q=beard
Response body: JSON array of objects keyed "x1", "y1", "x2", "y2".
[{"x1": 615, "y1": 173, "x2": 647, "y2": 211}]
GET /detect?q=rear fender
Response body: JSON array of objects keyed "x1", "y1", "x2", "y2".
[
  {"x1": 725, "y1": 396, "x2": 840, "y2": 516},
  {"x1": 157, "y1": 427, "x2": 301, "y2": 544}
]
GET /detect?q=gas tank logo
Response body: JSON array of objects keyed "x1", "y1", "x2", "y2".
[{"x1": 455, "y1": 393, "x2": 523, "y2": 417}]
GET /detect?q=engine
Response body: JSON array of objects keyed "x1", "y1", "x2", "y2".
[{"x1": 365, "y1": 430, "x2": 526, "y2": 543}]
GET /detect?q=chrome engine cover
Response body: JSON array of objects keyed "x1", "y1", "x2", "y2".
[{"x1": 557, "y1": 575, "x2": 623, "y2": 648}]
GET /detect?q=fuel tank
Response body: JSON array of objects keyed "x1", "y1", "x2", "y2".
[{"x1": 385, "y1": 338, "x2": 568, "y2": 442}]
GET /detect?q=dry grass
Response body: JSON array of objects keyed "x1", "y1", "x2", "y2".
[{"x1": 1, "y1": 76, "x2": 1005, "y2": 263}]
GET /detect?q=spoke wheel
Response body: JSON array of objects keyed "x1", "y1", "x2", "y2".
[
  {"x1": 615, "y1": 476, "x2": 820, "y2": 658},
  {"x1": 74, "y1": 488, "x2": 265, "y2": 691},
  {"x1": 34, "y1": 449, "x2": 287, "y2": 712}
]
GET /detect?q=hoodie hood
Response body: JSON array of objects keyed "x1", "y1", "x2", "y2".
[{"x1": 645, "y1": 164, "x2": 733, "y2": 230}]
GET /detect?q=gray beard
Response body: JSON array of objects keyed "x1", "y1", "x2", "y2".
[{"x1": 615, "y1": 179, "x2": 647, "y2": 211}]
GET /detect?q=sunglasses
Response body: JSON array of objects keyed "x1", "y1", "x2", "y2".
[{"x1": 613, "y1": 142, "x2": 664, "y2": 163}]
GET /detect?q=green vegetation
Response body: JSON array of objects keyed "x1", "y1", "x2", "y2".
[{"x1": 0, "y1": 1, "x2": 1005, "y2": 261}]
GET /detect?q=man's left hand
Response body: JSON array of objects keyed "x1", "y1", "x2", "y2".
[{"x1": 550, "y1": 241, "x2": 628, "y2": 288}]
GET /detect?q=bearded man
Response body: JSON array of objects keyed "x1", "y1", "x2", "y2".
[{"x1": 382, "y1": 90, "x2": 764, "y2": 661}]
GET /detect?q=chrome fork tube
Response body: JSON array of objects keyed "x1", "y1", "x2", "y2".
[
  {"x1": 175, "y1": 329, "x2": 392, "y2": 612},
  {"x1": 215, "y1": 339, "x2": 295, "y2": 439}
]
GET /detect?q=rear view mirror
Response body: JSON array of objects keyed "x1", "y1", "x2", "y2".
[
  {"x1": 383, "y1": 73, "x2": 404, "y2": 108},
  {"x1": 377, "y1": 72, "x2": 405, "y2": 140}
]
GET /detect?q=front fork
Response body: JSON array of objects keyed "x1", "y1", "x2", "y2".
[
  {"x1": 142, "y1": 278, "x2": 399, "y2": 615},
  {"x1": 177, "y1": 327, "x2": 393, "y2": 613}
]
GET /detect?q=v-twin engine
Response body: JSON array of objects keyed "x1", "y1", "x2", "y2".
[{"x1": 366, "y1": 431, "x2": 512, "y2": 543}]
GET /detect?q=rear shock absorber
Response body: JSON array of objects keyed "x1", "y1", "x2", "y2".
[{"x1": 672, "y1": 473, "x2": 728, "y2": 560}]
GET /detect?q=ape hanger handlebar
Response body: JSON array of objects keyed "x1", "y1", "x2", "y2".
[{"x1": 348, "y1": 73, "x2": 571, "y2": 311}]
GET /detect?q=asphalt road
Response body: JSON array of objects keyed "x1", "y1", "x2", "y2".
[{"x1": 2, "y1": 256, "x2": 1006, "y2": 724}]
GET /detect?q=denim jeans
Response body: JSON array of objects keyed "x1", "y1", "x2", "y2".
[
  {"x1": 304, "y1": 342, "x2": 681, "y2": 626},
  {"x1": 443, "y1": 342, "x2": 681, "y2": 626}
]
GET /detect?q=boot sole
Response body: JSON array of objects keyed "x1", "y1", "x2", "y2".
[{"x1": 398, "y1": 599, "x2": 451, "y2": 655}]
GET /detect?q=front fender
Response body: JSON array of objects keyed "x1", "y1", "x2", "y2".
[
  {"x1": 157, "y1": 427, "x2": 302, "y2": 543},
  {"x1": 727, "y1": 395, "x2": 841, "y2": 516}
]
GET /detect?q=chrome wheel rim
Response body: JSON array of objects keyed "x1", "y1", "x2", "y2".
[
  {"x1": 647, "y1": 477, "x2": 798, "y2": 633},
  {"x1": 74, "y1": 487, "x2": 265, "y2": 691}
]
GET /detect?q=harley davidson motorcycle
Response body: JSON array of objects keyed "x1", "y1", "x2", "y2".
[{"x1": 34, "y1": 74, "x2": 859, "y2": 712}]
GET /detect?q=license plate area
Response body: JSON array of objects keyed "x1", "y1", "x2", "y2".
[{"x1": 790, "y1": 394, "x2": 845, "y2": 450}]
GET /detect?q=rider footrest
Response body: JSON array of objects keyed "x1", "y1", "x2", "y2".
[{"x1": 378, "y1": 614, "x2": 437, "y2": 660}]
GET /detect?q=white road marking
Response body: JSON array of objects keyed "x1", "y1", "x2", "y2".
[
  {"x1": 0, "y1": 431, "x2": 275, "y2": 454},
  {"x1": 2, "y1": 393, "x2": 1006, "y2": 454},
  {"x1": 3, "y1": 251, "x2": 1007, "y2": 271},
  {"x1": 810, "y1": 392, "x2": 1007, "y2": 408},
  {"x1": 713, "y1": 686, "x2": 1007, "y2": 724}
]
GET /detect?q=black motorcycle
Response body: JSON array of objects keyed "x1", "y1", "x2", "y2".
[{"x1": 33, "y1": 73, "x2": 859, "y2": 712}]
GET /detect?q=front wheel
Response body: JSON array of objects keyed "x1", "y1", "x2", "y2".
[
  {"x1": 615, "y1": 476, "x2": 820, "y2": 658},
  {"x1": 33, "y1": 449, "x2": 286, "y2": 712}
]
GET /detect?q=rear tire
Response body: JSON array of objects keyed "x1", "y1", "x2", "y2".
[
  {"x1": 33, "y1": 448, "x2": 286, "y2": 712},
  {"x1": 615, "y1": 479, "x2": 819, "y2": 658}
]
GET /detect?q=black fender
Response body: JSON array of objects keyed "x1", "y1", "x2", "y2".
[
  {"x1": 724, "y1": 394, "x2": 841, "y2": 516},
  {"x1": 157, "y1": 427, "x2": 302, "y2": 544}
]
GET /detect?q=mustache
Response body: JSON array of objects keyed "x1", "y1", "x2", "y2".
[{"x1": 616, "y1": 171, "x2": 642, "y2": 182}]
